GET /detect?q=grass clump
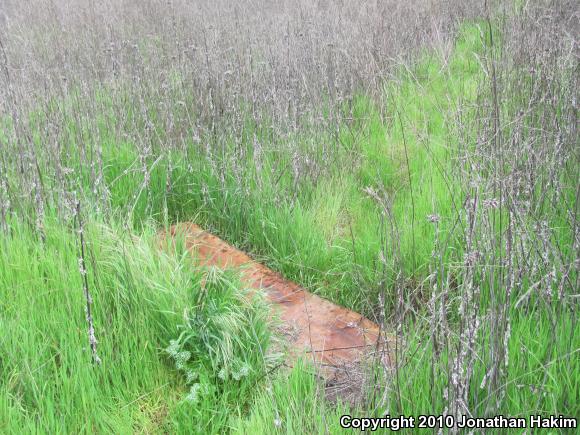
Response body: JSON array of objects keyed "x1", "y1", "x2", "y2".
[
  {"x1": 164, "y1": 268, "x2": 279, "y2": 433},
  {"x1": 233, "y1": 361, "x2": 352, "y2": 434},
  {"x1": 0, "y1": 216, "x2": 278, "y2": 433}
]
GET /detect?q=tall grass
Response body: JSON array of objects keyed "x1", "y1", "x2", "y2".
[
  {"x1": 0, "y1": 217, "x2": 276, "y2": 433},
  {"x1": 0, "y1": 0, "x2": 578, "y2": 432}
]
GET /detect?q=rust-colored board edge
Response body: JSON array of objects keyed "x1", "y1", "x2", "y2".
[{"x1": 160, "y1": 222, "x2": 394, "y2": 375}]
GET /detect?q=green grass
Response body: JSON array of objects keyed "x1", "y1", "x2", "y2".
[
  {"x1": 1, "y1": 19, "x2": 578, "y2": 433},
  {"x1": 0, "y1": 216, "x2": 277, "y2": 433},
  {"x1": 232, "y1": 360, "x2": 352, "y2": 434},
  {"x1": 1, "y1": 217, "x2": 181, "y2": 432},
  {"x1": 383, "y1": 309, "x2": 579, "y2": 421},
  {"x1": 66, "y1": 23, "x2": 485, "y2": 318}
]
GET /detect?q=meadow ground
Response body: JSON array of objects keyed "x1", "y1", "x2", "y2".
[{"x1": 0, "y1": 1, "x2": 578, "y2": 433}]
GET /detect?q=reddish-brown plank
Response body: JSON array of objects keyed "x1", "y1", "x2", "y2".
[{"x1": 161, "y1": 223, "x2": 394, "y2": 378}]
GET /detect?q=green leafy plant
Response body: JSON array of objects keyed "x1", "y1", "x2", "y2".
[{"x1": 165, "y1": 267, "x2": 281, "y2": 408}]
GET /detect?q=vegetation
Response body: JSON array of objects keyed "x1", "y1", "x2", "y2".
[{"x1": 0, "y1": 0, "x2": 577, "y2": 433}]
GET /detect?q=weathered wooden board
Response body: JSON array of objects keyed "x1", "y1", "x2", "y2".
[{"x1": 161, "y1": 223, "x2": 394, "y2": 383}]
